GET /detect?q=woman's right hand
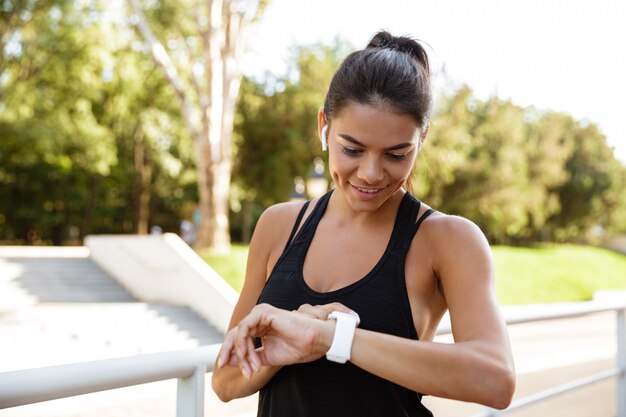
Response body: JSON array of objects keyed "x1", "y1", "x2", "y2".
[
  {"x1": 217, "y1": 302, "x2": 358, "y2": 379},
  {"x1": 217, "y1": 304, "x2": 330, "y2": 378}
]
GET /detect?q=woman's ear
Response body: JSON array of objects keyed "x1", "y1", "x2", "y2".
[{"x1": 419, "y1": 123, "x2": 429, "y2": 150}]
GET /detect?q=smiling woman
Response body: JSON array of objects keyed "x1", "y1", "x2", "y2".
[
  {"x1": 323, "y1": 103, "x2": 421, "y2": 213},
  {"x1": 211, "y1": 30, "x2": 515, "y2": 416}
]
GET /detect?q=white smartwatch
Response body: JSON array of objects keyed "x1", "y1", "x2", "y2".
[{"x1": 326, "y1": 311, "x2": 360, "y2": 364}]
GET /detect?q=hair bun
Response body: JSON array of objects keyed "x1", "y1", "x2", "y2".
[{"x1": 367, "y1": 30, "x2": 430, "y2": 76}]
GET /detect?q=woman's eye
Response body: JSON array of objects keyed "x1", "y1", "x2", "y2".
[
  {"x1": 342, "y1": 147, "x2": 362, "y2": 156},
  {"x1": 387, "y1": 153, "x2": 407, "y2": 161}
]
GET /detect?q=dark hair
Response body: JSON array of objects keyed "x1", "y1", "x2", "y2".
[{"x1": 323, "y1": 30, "x2": 432, "y2": 130}]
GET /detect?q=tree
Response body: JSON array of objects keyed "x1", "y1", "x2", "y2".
[
  {"x1": 234, "y1": 41, "x2": 347, "y2": 205},
  {"x1": 0, "y1": 0, "x2": 117, "y2": 243},
  {"x1": 416, "y1": 86, "x2": 579, "y2": 244},
  {"x1": 0, "y1": 1, "x2": 195, "y2": 243},
  {"x1": 230, "y1": 40, "x2": 348, "y2": 241},
  {"x1": 126, "y1": 0, "x2": 267, "y2": 252},
  {"x1": 547, "y1": 121, "x2": 624, "y2": 241}
]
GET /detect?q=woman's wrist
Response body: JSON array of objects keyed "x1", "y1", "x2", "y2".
[{"x1": 314, "y1": 318, "x2": 337, "y2": 356}]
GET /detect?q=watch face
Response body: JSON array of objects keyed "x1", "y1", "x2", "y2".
[{"x1": 328, "y1": 311, "x2": 361, "y2": 326}]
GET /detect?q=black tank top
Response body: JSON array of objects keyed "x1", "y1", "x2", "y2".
[{"x1": 256, "y1": 190, "x2": 435, "y2": 417}]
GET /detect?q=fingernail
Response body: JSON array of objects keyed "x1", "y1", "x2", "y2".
[
  {"x1": 242, "y1": 366, "x2": 251, "y2": 380},
  {"x1": 217, "y1": 356, "x2": 224, "y2": 368}
]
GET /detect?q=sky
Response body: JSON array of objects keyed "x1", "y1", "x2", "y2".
[{"x1": 241, "y1": 0, "x2": 626, "y2": 161}]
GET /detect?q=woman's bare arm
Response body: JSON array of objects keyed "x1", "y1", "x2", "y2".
[
  {"x1": 211, "y1": 202, "x2": 304, "y2": 402},
  {"x1": 346, "y1": 215, "x2": 515, "y2": 408}
]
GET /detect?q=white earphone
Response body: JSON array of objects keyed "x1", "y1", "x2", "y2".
[{"x1": 321, "y1": 125, "x2": 328, "y2": 151}]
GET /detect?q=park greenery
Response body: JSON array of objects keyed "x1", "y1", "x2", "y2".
[{"x1": 2, "y1": 1, "x2": 626, "y2": 252}]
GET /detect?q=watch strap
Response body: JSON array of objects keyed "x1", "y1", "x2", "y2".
[{"x1": 326, "y1": 311, "x2": 360, "y2": 364}]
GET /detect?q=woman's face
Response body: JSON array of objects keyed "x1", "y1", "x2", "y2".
[{"x1": 322, "y1": 102, "x2": 422, "y2": 213}]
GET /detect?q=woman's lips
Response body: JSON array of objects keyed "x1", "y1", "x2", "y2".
[{"x1": 351, "y1": 184, "x2": 384, "y2": 200}]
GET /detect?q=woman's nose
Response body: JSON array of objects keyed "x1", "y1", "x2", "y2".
[{"x1": 357, "y1": 156, "x2": 384, "y2": 184}]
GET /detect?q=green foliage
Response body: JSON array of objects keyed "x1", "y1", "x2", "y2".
[
  {"x1": 0, "y1": 1, "x2": 195, "y2": 243},
  {"x1": 2, "y1": 10, "x2": 625, "y2": 247},
  {"x1": 416, "y1": 84, "x2": 626, "y2": 244},
  {"x1": 547, "y1": 122, "x2": 622, "y2": 241},
  {"x1": 232, "y1": 40, "x2": 349, "y2": 208}
]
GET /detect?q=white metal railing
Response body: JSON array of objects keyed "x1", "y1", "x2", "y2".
[
  {"x1": 468, "y1": 301, "x2": 626, "y2": 417},
  {"x1": 0, "y1": 345, "x2": 221, "y2": 416},
  {"x1": 0, "y1": 301, "x2": 625, "y2": 417}
]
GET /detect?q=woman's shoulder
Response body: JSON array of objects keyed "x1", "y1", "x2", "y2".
[
  {"x1": 424, "y1": 210, "x2": 483, "y2": 233},
  {"x1": 258, "y1": 200, "x2": 308, "y2": 226},
  {"x1": 414, "y1": 209, "x2": 493, "y2": 287},
  {"x1": 419, "y1": 209, "x2": 490, "y2": 252},
  {"x1": 253, "y1": 199, "x2": 319, "y2": 243}
]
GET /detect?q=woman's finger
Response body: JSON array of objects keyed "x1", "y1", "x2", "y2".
[
  {"x1": 235, "y1": 321, "x2": 254, "y2": 379},
  {"x1": 234, "y1": 304, "x2": 272, "y2": 377},
  {"x1": 298, "y1": 302, "x2": 358, "y2": 321},
  {"x1": 247, "y1": 335, "x2": 260, "y2": 373},
  {"x1": 217, "y1": 327, "x2": 237, "y2": 368},
  {"x1": 322, "y1": 302, "x2": 356, "y2": 315},
  {"x1": 296, "y1": 303, "x2": 328, "y2": 320}
]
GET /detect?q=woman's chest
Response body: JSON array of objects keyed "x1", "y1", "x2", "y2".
[{"x1": 302, "y1": 224, "x2": 391, "y2": 293}]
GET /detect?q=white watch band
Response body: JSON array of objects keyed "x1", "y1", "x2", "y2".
[{"x1": 326, "y1": 311, "x2": 360, "y2": 364}]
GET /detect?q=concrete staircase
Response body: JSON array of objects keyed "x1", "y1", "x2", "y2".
[{"x1": 0, "y1": 247, "x2": 224, "y2": 373}]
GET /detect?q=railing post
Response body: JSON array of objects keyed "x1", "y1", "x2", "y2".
[
  {"x1": 618, "y1": 308, "x2": 626, "y2": 417},
  {"x1": 176, "y1": 365, "x2": 205, "y2": 417}
]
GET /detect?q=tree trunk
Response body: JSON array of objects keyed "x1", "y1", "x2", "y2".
[
  {"x1": 194, "y1": 138, "x2": 231, "y2": 253},
  {"x1": 81, "y1": 175, "x2": 98, "y2": 239},
  {"x1": 134, "y1": 127, "x2": 151, "y2": 234},
  {"x1": 241, "y1": 198, "x2": 253, "y2": 243},
  {"x1": 126, "y1": 0, "x2": 259, "y2": 252}
]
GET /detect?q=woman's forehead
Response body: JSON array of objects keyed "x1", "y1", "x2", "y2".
[{"x1": 332, "y1": 102, "x2": 421, "y2": 145}]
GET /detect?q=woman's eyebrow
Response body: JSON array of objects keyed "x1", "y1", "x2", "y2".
[{"x1": 338, "y1": 133, "x2": 415, "y2": 151}]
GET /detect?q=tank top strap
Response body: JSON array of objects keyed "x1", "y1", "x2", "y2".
[
  {"x1": 284, "y1": 190, "x2": 332, "y2": 249},
  {"x1": 307, "y1": 190, "x2": 332, "y2": 226},
  {"x1": 283, "y1": 200, "x2": 310, "y2": 251},
  {"x1": 395, "y1": 193, "x2": 435, "y2": 256},
  {"x1": 268, "y1": 191, "x2": 332, "y2": 279}
]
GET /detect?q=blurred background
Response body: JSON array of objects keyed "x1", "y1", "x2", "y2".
[
  {"x1": 2, "y1": 1, "x2": 626, "y2": 416},
  {"x1": 2, "y1": 0, "x2": 626, "y2": 303}
]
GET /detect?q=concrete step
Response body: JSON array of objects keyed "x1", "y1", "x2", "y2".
[{"x1": 2, "y1": 257, "x2": 136, "y2": 303}]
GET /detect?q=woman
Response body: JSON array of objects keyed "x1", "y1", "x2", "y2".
[{"x1": 212, "y1": 31, "x2": 515, "y2": 416}]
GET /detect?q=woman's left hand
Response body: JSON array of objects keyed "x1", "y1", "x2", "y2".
[{"x1": 295, "y1": 302, "x2": 358, "y2": 320}]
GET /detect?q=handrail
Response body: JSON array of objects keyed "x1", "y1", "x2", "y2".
[
  {"x1": 1, "y1": 300, "x2": 625, "y2": 416},
  {"x1": 470, "y1": 301, "x2": 626, "y2": 417},
  {"x1": 0, "y1": 345, "x2": 220, "y2": 411},
  {"x1": 436, "y1": 299, "x2": 626, "y2": 335}
]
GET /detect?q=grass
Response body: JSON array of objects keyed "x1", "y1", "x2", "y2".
[
  {"x1": 199, "y1": 243, "x2": 626, "y2": 305},
  {"x1": 492, "y1": 244, "x2": 626, "y2": 304},
  {"x1": 198, "y1": 244, "x2": 249, "y2": 292}
]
